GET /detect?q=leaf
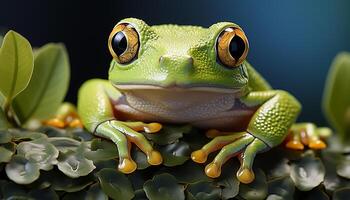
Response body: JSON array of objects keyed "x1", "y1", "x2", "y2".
[
  {"x1": 159, "y1": 141, "x2": 191, "y2": 167},
  {"x1": 290, "y1": 151, "x2": 325, "y2": 191},
  {"x1": 186, "y1": 181, "x2": 221, "y2": 200},
  {"x1": 16, "y1": 138, "x2": 59, "y2": 170},
  {"x1": 0, "y1": 142, "x2": 16, "y2": 163},
  {"x1": 57, "y1": 144, "x2": 95, "y2": 178},
  {"x1": 166, "y1": 161, "x2": 212, "y2": 184},
  {"x1": 267, "y1": 176, "x2": 294, "y2": 200},
  {"x1": 239, "y1": 168, "x2": 268, "y2": 200},
  {"x1": 0, "y1": 108, "x2": 9, "y2": 129},
  {"x1": 10, "y1": 129, "x2": 47, "y2": 141},
  {"x1": 13, "y1": 43, "x2": 70, "y2": 123},
  {"x1": 144, "y1": 173, "x2": 185, "y2": 200},
  {"x1": 0, "y1": 181, "x2": 28, "y2": 199},
  {"x1": 0, "y1": 31, "x2": 34, "y2": 105},
  {"x1": 51, "y1": 170, "x2": 94, "y2": 192},
  {"x1": 333, "y1": 187, "x2": 350, "y2": 200},
  {"x1": 0, "y1": 130, "x2": 12, "y2": 143},
  {"x1": 145, "y1": 125, "x2": 191, "y2": 145},
  {"x1": 48, "y1": 137, "x2": 81, "y2": 153},
  {"x1": 216, "y1": 160, "x2": 240, "y2": 200},
  {"x1": 323, "y1": 52, "x2": 350, "y2": 141},
  {"x1": 96, "y1": 168, "x2": 135, "y2": 200},
  {"x1": 86, "y1": 183, "x2": 108, "y2": 200},
  {"x1": 336, "y1": 156, "x2": 350, "y2": 179},
  {"x1": 5, "y1": 155, "x2": 40, "y2": 184},
  {"x1": 132, "y1": 146, "x2": 150, "y2": 170},
  {"x1": 84, "y1": 138, "x2": 118, "y2": 161}
]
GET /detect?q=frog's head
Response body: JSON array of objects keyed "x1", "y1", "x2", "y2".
[{"x1": 108, "y1": 18, "x2": 249, "y2": 95}]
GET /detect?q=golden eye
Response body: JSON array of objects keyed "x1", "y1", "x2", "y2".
[
  {"x1": 108, "y1": 23, "x2": 140, "y2": 64},
  {"x1": 216, "y1": 27, "x2": 249, "y2": 67}
]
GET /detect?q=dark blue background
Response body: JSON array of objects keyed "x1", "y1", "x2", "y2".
[{"x1": 1, "y1": 0, "x2": 350, "y2": 125}]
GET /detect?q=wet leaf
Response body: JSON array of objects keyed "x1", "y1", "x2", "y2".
[
  {"x1": 290, "y1": 152, "x2": 325, "y2": 191},
  {"x1": 0, "y1": 181, "x2": 28, "y2": 199},
  {"x1": 145, "y1": 125, "x2": 191, "y2": 145},
  {"x1": 134, "y1": 189, "x2": 148, "y2": 200},
  {"x1": 96, "y1": 168, "x2": 134, "y2": 200},
  {"x1": 216, "y1": 160, "x2": 240, "y2": 199},
  {"x1": 5, "y1": 155, "x2": 40, "y2": 184},
  {"x1": 10, "y1": 129, "x2": 47, "y2": 141},
  {"x1": 29, "y1": 187, "x2": 59, "y2": 200},
  {"x1": 17, "y1": 138, "x2": 59, "y2": 170},
  {"x1": 165, "y1": 161, "x2": 212, "y2": 184},
  {"x1": 86, "y1": 183, "x2": 108, "y2": 200},
  {"x1": 186, "y1": 181, "x2": 221, "y2": 200},
  {"x1": 57, "y1": 145, "x2": 95, "y2": 178},
  {"x1": 0, "y1": 142, "x2": 16, "y2": 163},
  {"x1": 0, "y1": 30, "x2": 34, "y2": 105},
  {"x1": 323, "y1": 52, "x2": 350, "y2": 141},
  {"x1": 84, "y1": 138, "x2": 118, "y2": 161},
  {"x1": 48, "y1": 137, "x2": 81, "y2": 153},
  {"x1": 132, "y1": 146, "x2": 150, "y2": 170},
  {"x1": 333, "y1": 187, "x2": 350, "y2": 200},
  {"x1": 0, "y1": 108, "x2": 9, "y2": 129},
  {"x1": 13, "y1": 43, "x2": 70, "y2": 123},
  {"x1": 239, "y1": 168, "x2": 268, "y2": 200},
  {"x1": 144, "y1": 173, "x2": 185, "y2": 200},
  {"x1": 336, "y1": 157, "x2": 350, "y2": 179},
  {"x1": 267, "y1": 176, "x2": 294, "y2": 200},
  {"x1": 159, "y1": 141, "x2": 191, "y2": 167},
  {"x1": 51, "y1": 170, "x2": 94, "y2": 192},
  {"x1": 0, "y1": 130, "x2": 12, "y2": 144}
]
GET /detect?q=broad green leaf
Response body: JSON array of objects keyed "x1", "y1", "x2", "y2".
[
  {"x1": 29, "y1": 188, "x2": 59, "y2": 200},
  {"x1": 51, "y1": 170, "x2": 94, "y2": 192},
  {"x1": 336, "y1": 156, "x2": 350, "y2": 179},
  {"x1": 57, "y1": 145, "x2": 95, "y2": 178},
  {"x1": 0, "y1": 108, "x2": 9, "y2": 129},
  {"x1": 166, "y1": 161, "x2": 212, "y2": 184},
  {"x1": 132, "y1": 146, "x2": 150, "y2": 170},
  {"x1": 323, "y1": 52, "x2": 350, "y2": 141},
  {"x1": 17, "y1": 138, "x2": 59, "y2": 170},
  {"x1": 144, "y1": 173, "x2": 185, "y2": 200},
  {"x1": 96, "y1": 168, "x2": 135, "y2": 200},
  {"x1": 5, "y1": 155, "x2": 40, "y2": 184},
  {"x1": 10, "y1": 129, "x2": 47, "y2": 141},
  {"x1": 86, "y1": 183, "x2": 108, "y2": 200},
  {"x1": 145, "y1": 125, "x2": 191, "y2": 145},
  {"x1": 159, "y1": 141, "x2": 191, "y2": 167},
  {"x1": 290, "y1": 151, "x2": 325, "y2": 191},
  {"x1": 0, "y1": 31, "x2": 34, "y2": 106},
  {"x1": 0, "y1": 181, "x2": 29, "y2": 199},
  {"x1": 0, "y1": 142, "x2": 16, "y2": 163},
  {"x1": 186, "y1": 181, "x2": 221, "y2": 200},
  {"x1": 216, "y1": 160, "x2": 240, "y2": 200},
  {"x1": 48, "y1": 137, "x2": 81, "y2": 153},
  {"x1": 13, "y1": 43, "x2": 70, "y2": 123},
  {"x1": 239, "y1": 168, "x2": 268, "y2": 200},
  {"x1": 0, "y1": 130, "x2": 12, "y2": 143},
  {"x1": 84, "y1": 138, "x2": 118, "y2": 161}
]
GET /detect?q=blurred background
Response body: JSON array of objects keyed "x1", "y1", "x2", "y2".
[{"x1": 1, "y1": 0, "x2": 350, "y2": 125}]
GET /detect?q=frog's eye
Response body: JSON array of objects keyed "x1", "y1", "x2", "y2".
[
  {"x1": 216, "y1": 27, "x2": 249, "y2": 68},
  {"x1": 108, "y1": 23, "x2": 140, "y2": 64}
]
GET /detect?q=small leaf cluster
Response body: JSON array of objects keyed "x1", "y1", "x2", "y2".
[
  {"x1": 0, "y1": 125, "x2": 350, "y2": 200},
  {"x1": 0, "y1": 30, "x2": 70, "y2": 128}
]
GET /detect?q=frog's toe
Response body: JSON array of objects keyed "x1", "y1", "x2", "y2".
[
  {"x1": 286, "y1": 140, "x2": 304, "y2": 150},
  {"x1": 118, "y1": 157, "x2": 137, "y2": 174},
  {"x1": 68, "y1": 118, "x2": 83, "y2": 128},
  {"x1": 237, "y1": 138, "x2": 268, "y2": 184},
  {"x1": 309, "y1": 139, "x2": 326, "y2": 150},
  {"x1": 121, "y1": 121, "x2": 162, "y2": 133},
  {"x1": 191, "y1": 132, "x2": 246, "y2": 164},
  {"x1": 44, "y1": 118, "x2": 66, "y2": 128},
  {"x1": 203, "y1": 134, "x2": 254, "y2": 179}
]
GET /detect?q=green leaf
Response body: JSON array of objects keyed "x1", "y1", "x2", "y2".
[
  {"x1": 0, "y1": 142, "x2": 16, "y2": 163},
  {"x1": 333, "y1": 187, "x2": 350, "y2": 200},
  {"x1": 290, "y1": 151, "x2": 325, "y2": 191},
  {"x1": 48, "y1": 137, "x2": 81, "y2": 153},
  {"x1": 144, "y1": 173, "x2": 185, "y2": 200},
  {"x1": 323, "y1": 52, "x2": 350, "y2": 141},
  {"x1": 96, "y1": 168, "x2": 135, "y2": 200},
  {"x1": 0, "y1": 108, "x2": 9, "y2": 129},
  {"x1": 166, "y1": 161, "x2": 212, "y2": 184},
  {"x1": 239, "y1": 168, "x2": 268, "y2": 200},
  {"x1": 16, "y1": 138, "x2": 59, "y2": 170},
  {"x1": 13, "y1": 43, "x2": 70, "y2": 123},
  {"x1": 132, "y1": 146, "x2": 150, "y2": 170},
  {"x1": 0, "y1": 181, "x2": 29, "y2": 199},
  {"x1": 10, "y1": 129, "x2": 47, "y2": 141},
  {"x1": 51, "y1": 170, "x2": 94, "y2": 192},
  {"x1": 86, "y1": 183, "x2": 108, "y2": 200},
  {"x1": 145, "y1": 125, "x2": 191, "y2": 145},
  {"x1": 186, "y1": 181, "x2": 221, "y2": 200},
  {"x1": 267, "y1": 176, "x2": 294, "y2": 200},
  {"x1": 0, "y1": 31, "x2": 34, "y2": 106},
  {"x1": 5, "y1": 155, "x2": 40, "y2": 184},
  {"x1": 29, "y1": 188, "x2": 59, "y2": 200},
  {"x1": 216, "y1": 160, "x2": 240, "y2": 200},
  {"x1": 84, "y1": 138, "x2": 118, "y2": 161},
  {"x1": 159, "y1": 141, "x2": 191, "y2": 167},
  {"x1": 57, "y1": 144, "x2": 95, "y2": 178},
  {"x1": 336, "y1": 156, "x2": 350, "y2": 179}
]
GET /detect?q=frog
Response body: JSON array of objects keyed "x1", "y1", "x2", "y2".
[{"x1": 46, "y1": 18, "x2": 329, "y2": 184}]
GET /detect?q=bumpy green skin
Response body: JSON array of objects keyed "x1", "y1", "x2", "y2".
[{"x1": 77, "y1": 18, "x2": 301, "y2": 181}]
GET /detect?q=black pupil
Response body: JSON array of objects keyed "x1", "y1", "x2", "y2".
[
  {"x1": 112, "y1": 31, "x2": 127, "y2": 56},
  {"x1": 229, "y1": 35, "x2": 245, "y2": 60}
]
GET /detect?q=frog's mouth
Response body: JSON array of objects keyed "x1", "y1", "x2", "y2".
[{"x1": 113, "y1": 84, "x2": 243, "y2": 112}]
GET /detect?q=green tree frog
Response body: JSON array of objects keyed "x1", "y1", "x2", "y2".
[{"x1": 48, "y1": 18, "x2": 329, "y2": 184}]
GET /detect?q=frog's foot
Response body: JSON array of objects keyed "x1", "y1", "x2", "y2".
[
  {"x1": 44, "y1": 103, "x2": 83, "y2": 128},
  {"x1": 191, "y1": 131, "x2": 268, "y2": 184},
  {"x1": 96, "y1": 120, "x2": 163, "y2": 174},
  {"x1": 285, "y1": 123, "x2": 331, "y2": 150}
]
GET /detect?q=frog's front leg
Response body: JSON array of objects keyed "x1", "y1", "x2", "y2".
[
  {"x1": 78, "y1": 79, "x2": 163, "y2": 173},
  {"x1": 191, "y1": 90, "x2": 301, "y2": 184}
]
